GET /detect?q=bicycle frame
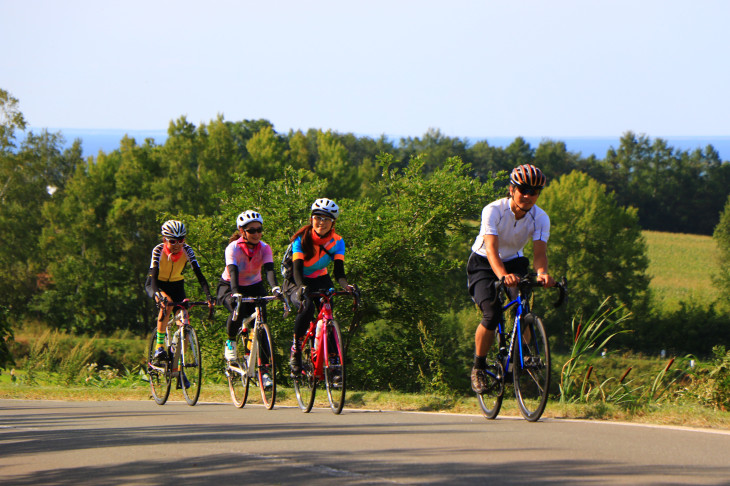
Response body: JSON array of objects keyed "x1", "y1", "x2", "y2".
[
  {"x1": 229, "y1": 304, "x2": 265, "y2": 379},
  {"x1": 304, "y1": 294, "x2": 337, "y2": 380},
  {"x1": 229, "y1": 295, "x2": 289, "y2": 379},
  {"x1": 497, "y1": 289, "x2": 534, "y2": 375}
]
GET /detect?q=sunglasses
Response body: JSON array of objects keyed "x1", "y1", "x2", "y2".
[
  {"x1": 244, "y1": 227, "x2": 263, "y2": 234},
  {"x1": 516, "y1": 184, "x2": 542, "y2": 196},
  {"x1": 313, "y1": 215, "x2": 333, "y2": 223},
  {"x1": 165, "y1": 237, "x2": 185, "y2": 244}
]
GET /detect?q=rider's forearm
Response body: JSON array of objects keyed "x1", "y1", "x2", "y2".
[{"x1": 227, "y1": 264, "x2": 240, "y2": 293}]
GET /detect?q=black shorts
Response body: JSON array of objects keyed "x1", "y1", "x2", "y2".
[
  {"x1": 147, "y1": 279, "x2": 186, "y2": 303},
  {"x1": 467, "y1": 253, "x2": 529, "y2": 330}
]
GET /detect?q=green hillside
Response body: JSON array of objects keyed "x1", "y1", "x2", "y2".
[{"x1": 644, "y1": 230, "x2": 719, "y2": 310}]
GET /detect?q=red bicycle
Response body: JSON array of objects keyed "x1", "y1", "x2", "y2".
[{"x1": 292, "y1": 287, "x2": 360, "y2": 414}]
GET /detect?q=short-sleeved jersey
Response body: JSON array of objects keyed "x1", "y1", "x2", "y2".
[
  {"x1": 220, "y1": 238, "x2": 274, "y2": 287},
  {"x1": 292, "y1": 231, "x2": 345, "y2": 279},
  {"x1": 471, "y1": 197, "x2": 550, "y2": 262},
  {"x1": 149, "y1": 243, "x2": 199, "y2": 282}
]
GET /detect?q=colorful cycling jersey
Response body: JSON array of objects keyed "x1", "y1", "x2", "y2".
[
  {"x1": 292, "y1": 230, "x2": 345, "y2": 279},
  {"x1": 471, "y1": 197, "x2": 550, "y2": 262},
  {"x1": 221, "y1": 238, "x2": 274, "y2": 287},
  {"x1": 149, "y1": 243, "x2": 199, "y2": 282}
]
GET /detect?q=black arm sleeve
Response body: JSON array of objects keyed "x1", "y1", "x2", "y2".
[
  {"x1": 333, "y1": 259, "x2": 346, "y2": 283},
  {"x1": 293, "y1": 259, "x2": 304, "y2": 287},
  {"x1": 145, "y1": 268, "x2": 160, "y2": 298},
  {"x1": 263, "y1": 262, "x2": 278, "y2": 288},
  {"x1": 192, "y1": 262, "x2": 212, "y2": 298},
  {"x1": 227, "y1": 264, "x2": 240, "y2": 294}
]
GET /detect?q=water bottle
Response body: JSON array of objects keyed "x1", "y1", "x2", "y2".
[
  {"x1": 170, "y1": 330, "x2": 179, "y2": 355},
  {"x1": 314, "y1": 319, "x2": 323, "y2": 344}
]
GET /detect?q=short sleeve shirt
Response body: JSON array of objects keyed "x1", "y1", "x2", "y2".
[
  {"x1": 292, "y1": 232, "x2": 346, "y2": 279},
  {"x1": 471, "y1": 197, "x2": 550, "y2": 262},
  {"x1": 220, "y1": 239, "x2": 274, "y2": 286}
]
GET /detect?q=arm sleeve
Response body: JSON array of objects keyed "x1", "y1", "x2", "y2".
[
  {"x1": 191, "y1": 262, "x2": 211, "y2": 298},
  {"x1": 145, "y1": 268, "x2": 160, "y2": 298},
  {"x1": 263, "y1": 262, "x2": 278, "y2": 288},
  {"x1": 227, "y1": 264, "x2": 240, "y2": 294},
  {"x1": 293, "y1": 259, "x2": 304, "y2": 287},
  {"x1": 333, "y1": 259, "x2": 347, "y2": 283}
]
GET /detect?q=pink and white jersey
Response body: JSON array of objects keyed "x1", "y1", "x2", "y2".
[{"x1": 220, "y1": 238, "x2": 274, "y2": 287}]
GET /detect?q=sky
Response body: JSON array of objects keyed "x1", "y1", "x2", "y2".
[{"x1": 2, "y1": 0, "x2": 730, "y2": 140}]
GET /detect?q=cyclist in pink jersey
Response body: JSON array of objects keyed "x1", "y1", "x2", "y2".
[{"x1": 217, "y1": 211, "x2": 281, "y2": 377}]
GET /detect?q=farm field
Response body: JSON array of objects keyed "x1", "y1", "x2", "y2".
[{"x1": 643, "y1": 230, "x2": 719, "y2": 310}]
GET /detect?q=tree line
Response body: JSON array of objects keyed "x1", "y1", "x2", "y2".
[{"x1": 2, "y1": 88, "x2": 729, "y2": 392}]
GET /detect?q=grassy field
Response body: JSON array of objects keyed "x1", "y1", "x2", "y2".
[{"x1": 643, "y1": 230, "x2": 719, "y2": 310}]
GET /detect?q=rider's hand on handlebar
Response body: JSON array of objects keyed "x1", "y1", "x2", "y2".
[
  {"x1": 231, "y1": 293, "x2": 242, "y2": 301},
  {"x1": 503, "y1": 273, "x2": 520, "y2": 287},
  {"x1": 295, "y1": 285, "x2": 307, "y2": 302},
  {"x1": 271, "y1": 286, "x2": 282, "y2": 297},
  {"x1": 536, "y1": 273, "x2": 556, "y2": 288}
]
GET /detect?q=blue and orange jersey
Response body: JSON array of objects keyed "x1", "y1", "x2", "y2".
[{"x1": 292, "y1": 231, "x2": 345, "y2": 279}]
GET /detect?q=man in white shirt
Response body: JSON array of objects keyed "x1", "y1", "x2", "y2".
[{"x1": 467, "y1": 164, "x2": 556, "y2": 393}]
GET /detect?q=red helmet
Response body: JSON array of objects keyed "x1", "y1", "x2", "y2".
[{"x1": 510, "y1": 164, "x2": 546, "y2": 188}]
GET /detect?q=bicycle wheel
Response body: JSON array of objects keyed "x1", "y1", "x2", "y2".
[
  {"x1": 180, "y1": 326, "x2": 202, "y2": 406},
  {"x1": 476, "y1": 331, "x2": 506, "y2": 419},
  {"x1": 293, "y1": 335, "x2": 316, "y2": 412},
  {"x1": 513, "y1": 314, "x2": 551, "y2": 422},
  {"x1": 256, "y1": 323, "x2": 276, "y2": 410},
  {"x1": 477, "y1": 360, "x2": 505, "y2": 419},
  {"x1": 147, "y1": 331, "x2": 171, "y2": 405},
  {"x1": 324, "y1": 320, "x2": 346, "y2": 414},
  {"x1": 228, "y1": 330, "x2": 251, "y2": 408}
]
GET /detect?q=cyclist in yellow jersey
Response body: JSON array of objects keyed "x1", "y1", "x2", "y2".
[{"x1": 145, "y1": 220, "x2": 213, "y2": 364}]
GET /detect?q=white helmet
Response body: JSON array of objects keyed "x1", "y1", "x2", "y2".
[
  {"x1": 237, "y1": 210, "x2": 263, "y2": 228},
  {"x1": 311, "y1": 198, "x2": 339, "y2": 220},
  {"x1": 161, "y1": 220, "x2": 186, "y2": 238}
]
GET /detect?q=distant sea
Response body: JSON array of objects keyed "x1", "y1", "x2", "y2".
[{"x1": 26, "y1": 128, "x2": 730, "y2": 162}]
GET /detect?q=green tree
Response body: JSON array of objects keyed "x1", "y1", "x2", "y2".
[
  {"x1": 713, "y1": 194, "x2": 730, "y2": 313},
  {"x1": 244, "y1": 125, "x2": 287, "y2": 181},
  {"x1": 536, "y1": 171, "x2": 650, "y2": 348},
  {"x1": 0, "y1": 88, "x2": 27, "y2": 152},
  {"x1": 313, "y1": 130, "x2": 361, "y2": 199}
]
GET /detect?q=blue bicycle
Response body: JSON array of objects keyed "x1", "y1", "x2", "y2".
[{"x1": 477, "y1": 273, "x2": 567, "y2": 422}]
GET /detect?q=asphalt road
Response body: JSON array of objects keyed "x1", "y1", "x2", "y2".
[{"x1": 1, "y1": 399, "x2": 729, "y2": 485}]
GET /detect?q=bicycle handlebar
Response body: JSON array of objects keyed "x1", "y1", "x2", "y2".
[
  {"x1": 157, "y1": 299, "x2": 215, "y2": 319},
  {"x1": 492, "y1": 273, "x2": 568, "y2": 308},
  {"x1": 232, "y1": 293, "x2": 290, "y2": 321},
  {"x1": 305, "y1": 286, "x2": 361, "y2": 310}
]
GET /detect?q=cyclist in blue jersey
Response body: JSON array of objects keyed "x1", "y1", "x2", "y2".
[
  {"x1": 287, "y1": 198, "x2": 356, "y2": 375},
  {"x1": 467, "y1": 165, "x2": 556, "y2": 393}
]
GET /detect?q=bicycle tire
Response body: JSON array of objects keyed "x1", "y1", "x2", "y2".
[
  {"x1": 293, "y1": 335, "x2": 316, "y2": 412},
  {"x1": 513, "y1": 314, "x2": 551, "y2": 422},
  {"x1": 180, "y1": 326, "x2": 202, "y2": 406},
  {"x1": 228, "y1": 330, "x2": 250, "y2": 408},
  {"x1": 256, "y1": 323, "x2": 276, "y2": 410},
  {"x1": 324, "y1": 320, "x2": 346, "y2": 414},
  {"x1": 477, "y1": 359, "x2": 505, "y2": 419},
  {"x1": 147, "y1": 331, "x2": 171, "y2": 405}
]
